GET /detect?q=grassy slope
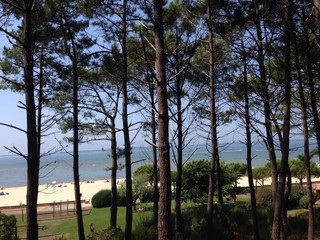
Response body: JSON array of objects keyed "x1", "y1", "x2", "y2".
[{"x1": 16, "y1": 205, "x2": 152, "y2": 239}]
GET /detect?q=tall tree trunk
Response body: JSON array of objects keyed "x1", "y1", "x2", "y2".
[
  {"x1": 37, "y1": 51, "x2": 44, "y2": 157},
  {"x1": 175, "y1": 62, "x2": 183, "y2": 236},
  {"x1": 271, "y1": 1, "x2": 292, "y2": 239},
  {"x1": 122, "y1": 1, "x2": 133, "y2": 239},
  {"x1": 139, "y1": 25, "x2": 159, "y2": 225},
  {"x1": 293, "y1": 20, "x2": 315, "y2": 238},
  {"x1": 72, "y1": 47, "x2": 85, "y2": 240},
  {"x1": 110, "y1": 117, "x2": 118, "y2": 229},
  {"x1": 242, "y1": 39, "x2": 259, "y2": 240},
  {"x1": 252, "y1": 0, "x2": 278, "y2": 200},
  {"x1": 206, "y1": 2, "x2": 216, "y2": 239},
  {"x1": 281, "y1": 169, "x2": 292, "y2": 239},
  {"x1": 154, "y1": 1, "x2": 172, "y2": 239},
  {"x1": 302, "y1": 4, "x2": 320, "y2": 162},
  {"x1": 24, "y1": 1, "x2": 40, "y2": 239},
  {"x1": 151, "y1": 101, "x2": 159, "y2": 226}
]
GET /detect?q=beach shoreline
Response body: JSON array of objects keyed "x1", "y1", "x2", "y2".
[
  {"x1": 0, "y1": 179, "x2": 125, "y2": 208},
  {"x1": 1, "y1": 176, "x2": 320, "y2": 208}
]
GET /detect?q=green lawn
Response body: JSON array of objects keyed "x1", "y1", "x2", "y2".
[
  {"x1": 15, "y1": 199, "x2": 252, "y2": 239},
  {"x1": 16, "y1": 205, "x2": 153, "y2": 239},
  {"x1": 14, "y1": 196, "x2": 303, "y2": 239}
]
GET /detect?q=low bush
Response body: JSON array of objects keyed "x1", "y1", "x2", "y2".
[
  {"x1": 91, "y1": 190, "x2": 111, "y2": 208},
  {"x1": 91, "y1": 187, "x2": 128, "y2": 207},
  {"x1": 132, "y1": 215, "x2": 157, "y2": 240},
  {"x1": 117, "y1": 187, "x2": 126, "y2": 206},
  {"x1": 139, "y1": 187, "x2": 155, "y2": 203},
  {"x1": 87, "y1": 227, "x2": 124, "y2": 240},
  {"x1": 255, "y1": 186, "x2": 273, "y2": 207},
  {"x1": 287, "y1": 185, "x2": 307, "y2": 209},
  {"x1": 255, "y1": 185, "x2": 314, "y2": 210},
  {"x1": 299, "y1": 195, "x2": 308, "y2": 209},
  {"x1": 298, "y1": 192, "x2": 317, "y2": 209},
  {"x1": 0, "y1": 213, "x2": 19, "y2": 240}
]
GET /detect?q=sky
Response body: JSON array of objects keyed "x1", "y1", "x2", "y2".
[
  {"x1": 0, "y1": 87, "x2": 243, "y2": 156},
  {"x1": 0, "y1": 88, "x2": 150, "y2": 155},
  {"x1": 0, "y1": 90, "x2": 27, "y2": 155},
  {"x1": 0, "y1": 18, "x2": 242, "y2": 156}
]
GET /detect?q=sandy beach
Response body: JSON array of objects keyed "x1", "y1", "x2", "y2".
[
  {"x1": 0, "y1": 179, "x2": 125, "y2": 207},
  {"x1": 1, "y1": 176, "x2": 320, "y2": 208}
]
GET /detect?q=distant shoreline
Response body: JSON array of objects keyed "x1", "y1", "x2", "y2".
[
  {"x1": 2, "y1": 176, "x2": 320, "y2": 208},
  {"x1": 0, "y1": 178, "x2": 125, "y2": 208}
]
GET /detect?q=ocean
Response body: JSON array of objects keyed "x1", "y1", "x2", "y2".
[{"x1": 0, "y1": 139, "x2": 317, "y2": 188}]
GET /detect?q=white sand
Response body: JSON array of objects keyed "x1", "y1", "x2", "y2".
[
  {"x1": 237, "y1": 176, "x2": 320, "y2": 188},
  {"x1": 0, "y1": 179, "x2": 125, "y2": 207},
  {"x1": 1, "y1": 176, "x2": 320, "y2": 208}
]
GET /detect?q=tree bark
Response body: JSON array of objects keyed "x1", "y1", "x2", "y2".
[
  {"x1": 206, "y1": 2, "x2": 217, "y2": 239},
  {"x1": 302, "y1": 4, "x2": 320, "y2": 163},
  {"x1": 271, "y1": 1, "x2": 292, "y2": 239},
  {"x1": 175, "y1": 58, "x2": 183, "y2": 235},
  {"x1": 154, "y1": 1, "x2": 172, "y2": 239},
  {"x1": 293, "y1": 17, "x2": 315, "y2": 238},
  {"x1": 122, "y1": 1, "x2": 133, "y2": 239},
  {"x1": 151, "y1": 103, "x2": 159, "y2": 226},
  {"x1": 121, "y1": 0, "x2": 133, "y2": 240},
  {"x1": 242, "y1": 39, "x2": 259, "y2": 240},
  {"x1": 24, "y1": 1, "x2": 40, "y2": 239},
  {"x1": 72, "y1": 42, "x2": 85, "y2": 240},
  {"x1": 110, "y1": 117, "x2": 118, "y2": 229},
  {"x1": 252, "y1": 0, "x2": 278, "y2": 200}
]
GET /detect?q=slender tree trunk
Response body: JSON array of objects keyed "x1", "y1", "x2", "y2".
[
  {"x1": 253, "y1": 0, "x2": 278, "y2": 200},
  {"x1": 151, "y1": 103, "x2": 159, "y2": 226},
  {"x1": 242, "y1": 39, "x2": 259, "y2": 240},
  {"x1": 175, "y1": 64, "x2": 183, "y2": 235},
  {"x1": 139, "y1": 25, "x2": 159, "y2": 225},
  {"x1": 72, "y1": 50, "x2": 85, "y2": 240},
  {"x1": 293, "y1": 21, "x2": 314, "y2": 238},
  {"x1": 154, "y1": 1, "x2": 172, "y2": 239},
  {"x1": 37, "y1": 51, "x2": 44, "y2": 157},
  {"x1": 302, "y1": 4, "x2": 320, "y2": 162},
  {"x1": 206, "y1": 2, "x2": 216, "y2": 239},
  {"x1": 271, "y1": 1, "x2": 292, "y2": 239},
  {"x1": 110, "y1": 118, "x2": 118, "y2": 229},
  {"x1": 24, "y1": 1, "x2": 40, "y2": 239},
  {"x1": 281, "y1": 169, "x2": 292, "y2": 239},
  {"x1": 122, "y1": 1, "x2": 133, "y2": 239}
]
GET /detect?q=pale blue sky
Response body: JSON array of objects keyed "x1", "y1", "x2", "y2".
[
  {"x1": 0, "y1": 88, "x2": 149, "y2": 155},
  {"x1": 0, "y1": 90, "x2": 27, "y2": 155},
  {"x1": 0, "y1": 87, "x2": 241, "y2": 156}
]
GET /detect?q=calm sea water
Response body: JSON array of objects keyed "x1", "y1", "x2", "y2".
[{"x1": 0, "y1": 139, "x2": 317, "y2": 188}]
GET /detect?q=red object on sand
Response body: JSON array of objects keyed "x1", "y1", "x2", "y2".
[{"x1": 315, "y1": 184, "x2": 320, "y2": 199}]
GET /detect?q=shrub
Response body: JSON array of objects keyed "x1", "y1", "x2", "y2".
[
  {"x1": 117, "y1": 187, "x2": 126, "y2": 206},
  {"x1": 256, "y1": 186, "x2": 273, "y2": 207},
  {"x1": 227, "y1": 204, "x2": 251, "y2": 237},
  {"x1": 91, "y1": 190, "x2": 111, "y2": 208},
  {"x1": 299, "y1": 195, "x2": 308, "y2": 209},
  {"x1": 0, "y1": 214, "x2": 19, "y2": 240},
  {"x1": 288, "y1": 213, "x2": 308, "y2": 240},
  {"x1": 132, "y1": 215, "x2": 157, "y2": 240},
  {"x1": 287, "y1": 185, "x2": 307, "y2": 209},
  {"x1": 87, "y1": 227, "x2": 124, "y2": 240},
  {"x1": 299, "y1": 192, "x2": 317, "y2": 209},
  {"x1": 139, "y1": 187, "x2": 155, "y2": 203}
]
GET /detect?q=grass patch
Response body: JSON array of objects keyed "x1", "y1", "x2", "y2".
[
  {"x1": 287, "y1": 208, "x2": 308, "y2": 217},
  {"x1": 16, "y1": 205, "x2": 153, "y2": 239}
]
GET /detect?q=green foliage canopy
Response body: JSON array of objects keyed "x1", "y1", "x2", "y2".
[{"x1": 181, "y1": 160, "x2": 210, "y2": 203}]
